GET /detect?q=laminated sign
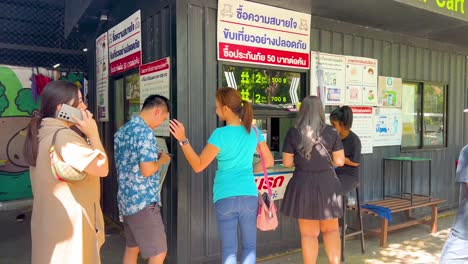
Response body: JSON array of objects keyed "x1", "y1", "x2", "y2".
[{"x1": 217, "y1": 0, "x2": 311, "y2": 69}]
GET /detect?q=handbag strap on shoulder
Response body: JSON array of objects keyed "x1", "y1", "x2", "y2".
[
  {"x1": 52, "y1": 128, "x2": 68, "y2": 147},
  {"x1": 253, "y1": 126, "x2": 273, "y2": 197}
]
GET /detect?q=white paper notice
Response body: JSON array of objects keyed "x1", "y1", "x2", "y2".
[
  {"x1": 373, "y1": 108, "x2": 403, "y2": 146},
  {"x1": 345, "y1": 56, "x2": 378, "y2": 106},
  {"x1": 350, "y1": 107, "x2": 374, "y2": 154},
  {"x1": 310, "y1": 52, "x2": 346, "y2": 105},
  {"x1": 95, "y1": 32, "x2": 109, "y2": 122},
  {"x1": 378, "y1": 76, "x2": 402, "y2": 108},
  {"x1": 140, "y1": 57, "x2": 171, "y2": 137}
]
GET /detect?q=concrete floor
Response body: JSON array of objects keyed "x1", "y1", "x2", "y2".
[
  {"x1": 0, "y1": 209, "x2": 455, "y2": 264},
  {"x1": 259, "y1": 212, "x2": 455, "y2": 264}
]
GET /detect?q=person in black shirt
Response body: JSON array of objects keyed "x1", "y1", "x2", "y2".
[{"x1": 330, "y1": 106, "x2": 362, "y2": 194}]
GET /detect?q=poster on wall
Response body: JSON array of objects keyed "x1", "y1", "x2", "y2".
[
  {"x1": 344, "y1": 56, "x2": 378, "y2": 106},
  {"x1": 310, "y1": 52, "x2": 345, "y2": 105},
  {"x1": 378, "y1": 76, "x2": 402, "y2": 107},
  {"x1": 108, "y1": 10, "x2": 142, "y2": 76},
  {"x1": 373, "y1": 107, "x2": 403, "y2": 146},
  {"x1": 350, "y1": 107, "x2": 374, "y2": 154},
  {"x1": 217, "y1": 0, "x2": 311, "y2": 69},
  {"x1": 140, "y1": 57, "x2": 171, "y2": 136},
  {"x1": 254, "y1": 171, "x2": 293, "y2": 201},
  {"x1": 96, "y1": 32, "x2": 109, "y2": 121}
]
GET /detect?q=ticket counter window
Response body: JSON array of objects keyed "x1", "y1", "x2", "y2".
[
  {"x1": 221, "y1": 65, "x2": 303, "y2": 111},
  {"x1": 113, "y1": 72, "x2": 141, "y2": 130}
]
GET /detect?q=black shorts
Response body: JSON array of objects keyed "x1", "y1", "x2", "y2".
[{"x1": 123, "y1": 203, "x2": 167, "y2": 258}]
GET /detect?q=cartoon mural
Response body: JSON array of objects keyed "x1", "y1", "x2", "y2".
[
  {"x1": 0, "y1": 66, "x2": 86, "y2": 202},
  {"x1": 0, "y1": 66, "x2": 40, "y2": 201}
]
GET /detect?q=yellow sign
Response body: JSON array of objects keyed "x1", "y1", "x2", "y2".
[{"x1": 418, "y1": 0, "x2": 465, "y2": 14}]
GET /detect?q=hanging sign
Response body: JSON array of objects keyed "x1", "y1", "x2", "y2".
[
  {"x1": 96, "y1": 32, "x2": 109, "y2": 121},
  {"x1": 108, "y1": 10, "x2": 142, "y2": 76},
  {"x1": 378, "y1": 76, "x2": 402, "y2": 107},
  {"x1": 140, "y1": 57, "x2": 171, "y2": 137},
  {"x1": 217, "y1": 0, "x2": 311, "y2": 69}
]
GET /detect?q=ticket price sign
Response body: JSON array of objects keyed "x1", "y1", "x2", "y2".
[{"x1": 222, "y1": 65, "x2": 303, "y2": 110}]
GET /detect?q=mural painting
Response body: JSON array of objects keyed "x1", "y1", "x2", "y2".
[
  {"x1": 0, "y1": 66, "x2": 86, "y2": 202},
  {"x1": 0, "y1": 66, "x2": 40, "y2": 201}
]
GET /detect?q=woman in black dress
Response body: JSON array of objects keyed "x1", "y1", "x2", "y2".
[
  {"x1": 330, "y1": 106, "x2": 362, "y2": 195},
  {"x1": 281, "y1": 96, "x2": 345, "y2": 264}
]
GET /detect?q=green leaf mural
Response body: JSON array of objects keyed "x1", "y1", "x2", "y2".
[
  {"x1": 0, "y1": 81, "x2": 9, "y2": 116},
  {"x1": 15, "y1": 89, "x2": 40, "y2": 116},
  {"x1": 0, "y1": 66, "x2": 28, "y2": 116}
]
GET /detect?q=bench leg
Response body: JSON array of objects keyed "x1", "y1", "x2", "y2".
[
  {"x1": 405, "y1": 209, "x2": 412, "y2": 219},
  {"x1": 431, "y1": 205, "x2": 438, "y2": 233},
  {"x1": 380, "y1": 218, "x2": 388, "y2": 247}
]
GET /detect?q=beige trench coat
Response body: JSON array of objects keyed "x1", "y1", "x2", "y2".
[{"x1": 30, "y1": 118, "x2": 105, "y2": 264}]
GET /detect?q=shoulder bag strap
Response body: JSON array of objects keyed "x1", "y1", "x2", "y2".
[
  {"x1": 318, "y1": 141, "x2": 334, "y2": 169},
  {"x1": 50, "y1": 128, "x2": 69, "y2": 159},
  {"x1": 253, "y1": 127, "x2": 273, "y2": 197}
]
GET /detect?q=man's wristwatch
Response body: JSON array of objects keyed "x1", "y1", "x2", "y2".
[{"x1": 179, "y1": 138, "x2": 189, "y2": 146}]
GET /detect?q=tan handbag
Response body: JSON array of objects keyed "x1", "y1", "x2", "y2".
[{"x1": 49, "y1": 128, "x2": 88, "y2": 182}]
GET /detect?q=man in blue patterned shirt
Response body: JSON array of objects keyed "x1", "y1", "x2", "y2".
[{"x1": 114, "y1": 95, "x2": 171, "y2": 264}]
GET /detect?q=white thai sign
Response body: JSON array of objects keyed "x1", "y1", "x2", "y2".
[
  {"x1": 108, "y1": 10, "x2": 142, "y2": 76},
  {"x1": 217, "y1": 0, "x2": 311, "y2": 69}
]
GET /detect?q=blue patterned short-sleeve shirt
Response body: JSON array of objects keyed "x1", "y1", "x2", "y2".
[{"x1": 114, "y1": 116, "x2": 160, "y2": 216}]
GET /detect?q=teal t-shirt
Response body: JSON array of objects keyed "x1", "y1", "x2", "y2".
[{"x1": 208, "y1": 125, "x2": 265, "y2": 203}]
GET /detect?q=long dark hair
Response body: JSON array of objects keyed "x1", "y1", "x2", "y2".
[
  {"x1": 330, "y1": 105, "x2": 353, "y2": 130},
  {"x1": 23, "y1": 81, "x2": 80, "y2": 166},
  {"x1": 295, "y1": 96, "x2": 325, "y2": 160},
  {"x1": 216, "y1": 87, "x2": 253, "y2": 133}
]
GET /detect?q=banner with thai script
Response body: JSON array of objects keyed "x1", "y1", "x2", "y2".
[
  {"x1": 255, "y1": 171, "x2": 293, "y2": 201},
  {"x1": 350, "y1": 107, "x2": 374, "y2": 154},
  {"x1": 96, "y1": 32, "x2": 109, "y2": 121},
  {"x1": 108, "y1": 10, "x2": 141, "y2": 76},
  {"x1": 140, "y1": 57, "x2": 171, "y2": 137},
  {"x1": 217, "y1": 0, "x2": 311, "y2": 69}
]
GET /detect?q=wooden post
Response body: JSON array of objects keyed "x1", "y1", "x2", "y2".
[
  {"x1": 405, "y1": 209, "x2": 413, "y2": 219},
  {"x1": 380, "y1": 218, "x2": 388, "y2": 247},
  {"x1": 431, "y1": 205, "x2": 438, "y2": 233}
]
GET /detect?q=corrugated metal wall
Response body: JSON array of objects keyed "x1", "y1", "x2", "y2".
[
  {"x1": 175, "y1": 1, "x2": 467, "y2": 261},
  {"x1": 310, "y1": 17, "x2": 467, "y2": 209}
]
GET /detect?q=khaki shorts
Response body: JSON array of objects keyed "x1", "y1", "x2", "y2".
[{"x1": 123, "y1": 203, "x2": 167, "y2": 258}]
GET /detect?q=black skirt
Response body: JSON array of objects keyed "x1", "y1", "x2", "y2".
[{"x1": 280, "y1": 169, "x2": 343, "y2": 220}]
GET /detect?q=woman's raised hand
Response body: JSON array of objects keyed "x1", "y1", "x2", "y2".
[
  {"x1": 72, "y1": 109, "x2": 99, "y2": 139},
  {"x1": 169, "y1": 119, "x2": 186, "y2": 142}
]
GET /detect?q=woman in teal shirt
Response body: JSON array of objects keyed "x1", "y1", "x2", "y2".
[{"x1": 170, "y1": 87, "x2": 274, "y2": 264}]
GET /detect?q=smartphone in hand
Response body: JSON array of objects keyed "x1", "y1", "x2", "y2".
[{"x1": 57, "y1": 104, "x2": 83, "y2": 123}]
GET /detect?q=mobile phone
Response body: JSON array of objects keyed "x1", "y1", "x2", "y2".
[{"x1": 57, "y1": 104, "x2": 83, "y2": 123}]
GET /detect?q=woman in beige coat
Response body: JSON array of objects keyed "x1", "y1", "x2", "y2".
[{"x1": 23, "y1": 80, "x2": 109, "y2": 264}]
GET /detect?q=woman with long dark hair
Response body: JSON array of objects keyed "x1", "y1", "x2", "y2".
[
  {"x1": 330, "y1": 106, "x2": 362, "y2": 194},
  {"x1": 24, "y1": 80, "x2": 109, "y2": 264},
  {"x1": 281, "y1": 96, "x2": 345, "y2": 264},
  {"x1": 169, "y1": 87, "x2": 274, "y2": 264}
]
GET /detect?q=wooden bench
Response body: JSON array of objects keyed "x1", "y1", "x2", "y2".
[{"x1": 348, "y1": 194, "x2": 445, "y2": 247}]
